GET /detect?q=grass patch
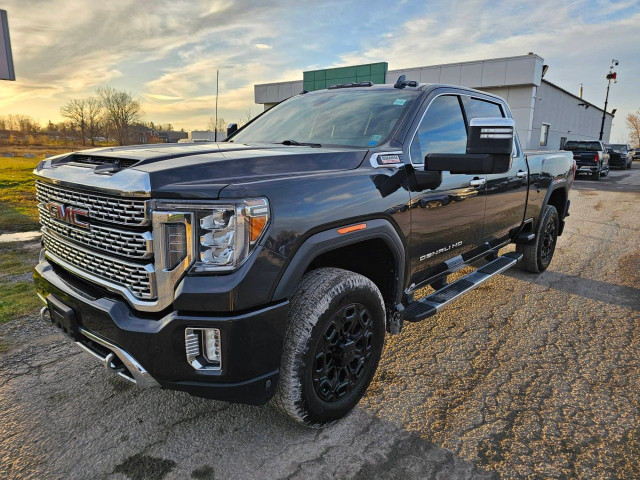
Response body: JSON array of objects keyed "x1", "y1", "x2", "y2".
[
  {"x1": 0, "y1": 156, "x2": 42, "y2": 234},
  {"x1": 0, "y1": 241, "x2": 42, "y2": 325},
  {"x1": 0, "y1": 281, "x2": 40, "y2": 324}
]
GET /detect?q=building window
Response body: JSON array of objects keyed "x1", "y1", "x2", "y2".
[
  {"x1": 560, "y1": 136, "x2": 567, "y2": 149},
  {"x1": 540, "y1": 123, "x2": 550, "y2": 147}
]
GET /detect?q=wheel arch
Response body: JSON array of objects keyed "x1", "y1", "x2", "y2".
[
  {"x1": 271, "y1": 218, "x2": 406, "y2": 309},
  {"x1": 538, "y1": 179, "x2": 568, "y2": 236}
]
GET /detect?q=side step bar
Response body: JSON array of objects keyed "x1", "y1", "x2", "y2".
[{"x1": 404, "y1": 251, "x2": 523, "y2": 323}]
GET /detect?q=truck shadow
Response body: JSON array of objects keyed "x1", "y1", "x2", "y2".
[
  {"x1": 503, "y1": 269, "x2": 640, "y2": 311},
  {"x1": 0, "y1": 316, "x2": 499, "y2": 480}
]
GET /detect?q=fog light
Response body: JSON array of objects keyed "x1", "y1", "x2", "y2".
[
  {"x1": 185, "y1": 327, "x2": 222, "y2": 371},
  {"x1": 203, "y1": 328, "x2": 221, "y2": 364}
]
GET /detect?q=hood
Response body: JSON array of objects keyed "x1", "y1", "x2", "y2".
[{"x1": 36, "y1": 143, "x2": 368, "y2": 199}]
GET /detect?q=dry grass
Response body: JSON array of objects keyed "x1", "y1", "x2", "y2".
[
  {"x1": 0, "y1": 156, "x2": 42, "y2": 234},
  {"x1": 0, "y1": 241, "x2": 42, "y2": 324}
]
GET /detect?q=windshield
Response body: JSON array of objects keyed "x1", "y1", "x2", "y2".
[
  {"x1": 231, "y1": 89, "x2": 420, "y2": 148},
  {"x1": 563, "y1": 141, "x2": 601, "y2": 152},
  {"x1": 609, "y1": 144, "x2": 626, "y2": 151}
]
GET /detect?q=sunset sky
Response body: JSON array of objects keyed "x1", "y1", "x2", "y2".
[{"x1": 1, "y1": 0, "x2": 639, "y2": 140}]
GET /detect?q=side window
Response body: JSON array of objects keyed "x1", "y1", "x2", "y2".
[
  {"x1": 410, "y1": 95, "x2": 467, "y2": 164},
  {"x1": 465, "y1": 98, "x2": 504, "y2": 120},
  {"x1": 540, "y1": 123, "x2": 550, "y2": 146}
]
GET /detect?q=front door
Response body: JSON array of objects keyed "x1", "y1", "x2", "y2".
[{"x1": 407, "y1": 94, "x2": 487, "y2": 287}]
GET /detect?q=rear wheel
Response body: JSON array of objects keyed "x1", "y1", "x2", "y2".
[
  {"x1": 273, "y1": 267, "x2": 386, "y2": 427},
  {"x1": 592, "y1": 168, "x2": 601, "y2": 180},
  {"x1": 517, "y1": 205, "x2": 559, "y2": 273}
]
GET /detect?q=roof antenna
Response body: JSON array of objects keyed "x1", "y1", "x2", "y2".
[
  {"x1": 394, "y1": 75, "x2": 418, "y2": 89},
  {"x1": 394, "y1": 75, "x2": 407, "y2": 89}
]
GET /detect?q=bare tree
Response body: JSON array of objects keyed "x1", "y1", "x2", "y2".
[
  {"x1": 85, "y1": 96, "x2": 103, "y2": 146},
  {"x1": 207, "y1": 116, "x2": 226, "y2": 139},
  {"x1": 626, "y1": 108, "x2": 640, "y2": 148},
  {"x1": 61, "y1": 99, "x2": 88, "y2": 145},
  {"x1": 98, "y1": 87, "x2": 142, "y2": 145}
]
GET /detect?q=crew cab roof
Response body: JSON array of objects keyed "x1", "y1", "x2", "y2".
[{"x1": 307, "y1": 82, "x2": 507, "y2": 104}]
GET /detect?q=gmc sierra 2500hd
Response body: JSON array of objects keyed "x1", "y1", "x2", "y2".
[{"x1": 34, "y1": 79, "x2": 574, "y2": 426}]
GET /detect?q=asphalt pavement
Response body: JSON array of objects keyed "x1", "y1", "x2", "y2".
[{"x1": 1, "y1": 163, "x2": 639, "y2": 480}]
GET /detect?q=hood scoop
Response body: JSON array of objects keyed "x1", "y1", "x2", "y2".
[{"x1": 63, "y1": 154, "x2": 140, "y2": 172}]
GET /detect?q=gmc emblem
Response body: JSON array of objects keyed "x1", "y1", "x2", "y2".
[{"x1": 46, "y1": 202, "x2": 90, "y2": 229}]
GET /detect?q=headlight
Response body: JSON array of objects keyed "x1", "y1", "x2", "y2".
[{"x1": 193, "y1": 198, "x2": 269, "y2": 272}]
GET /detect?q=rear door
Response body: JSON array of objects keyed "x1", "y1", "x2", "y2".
[
  {"x1": 406, "y1": 92, "x2": 487, "y2": 286},
  {"x1": 462, "y1": 96, "x2": 528, "y2": 241}
]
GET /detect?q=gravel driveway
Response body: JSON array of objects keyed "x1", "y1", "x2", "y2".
[{"x1": 1, "y1": 165, "x2": 639, "y2": 480}]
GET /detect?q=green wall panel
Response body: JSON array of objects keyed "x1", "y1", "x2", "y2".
[{"x1": 302, "y1": 62, "x2": 388, "y2": 91}]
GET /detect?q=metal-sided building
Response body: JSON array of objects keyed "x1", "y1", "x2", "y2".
[{"x1": 254, "y1": 53, "x2": 613, "y2": 150}]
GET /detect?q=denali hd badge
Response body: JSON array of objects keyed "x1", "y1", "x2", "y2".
[
  {"x1": 46, "y1": 202, "x2": 90, "y2": 229},
  {"x1": 420, "y1": 241, "x2": 463, "y2": 261}
]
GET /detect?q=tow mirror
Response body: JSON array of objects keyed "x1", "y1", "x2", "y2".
[
  {"x1": 226, "y1": 123, "x2": 238, "y2": 138},
  {"x1": 466, "y1": 117, "x2": 514, "y2": 155},
  {"x1": 425, "y1": 117, "x2": 514, "y2": 174}
]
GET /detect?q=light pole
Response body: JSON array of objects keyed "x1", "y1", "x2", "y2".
[
  {"x1": 215, "y1": 70, "x2": 219, "y2": 142},
  {"x1": 599, "y1": 59, "x2": 618, "y2": 141}
]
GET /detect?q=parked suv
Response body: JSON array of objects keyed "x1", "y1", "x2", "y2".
[
  {"x1": 607, "y1": 144, "x2": 633, "y2": 169},
  {"x1": 34, "y1": 80, "x2": 574, "y2": 426},
  {"x1": 563, "y1": 140, "x2": 609, "y2": 179}
]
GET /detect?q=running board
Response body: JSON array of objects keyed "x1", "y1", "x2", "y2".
[{"x1": 404, "y1": 252, "x2": 523, "y2": 322}]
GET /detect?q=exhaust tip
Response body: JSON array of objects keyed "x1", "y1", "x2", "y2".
[{"x1": 40, "y1": 306, "x2": 49, "y2": 322}]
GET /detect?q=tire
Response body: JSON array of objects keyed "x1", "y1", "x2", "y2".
[
  {"x1": 516, "y1": 205, "x2": 560, "y2": 273},
  {"x1": 592, "y1": 169, "x2": 601, "y2": 180},
  {"x1": 273, "y1": 267, "x2": 386, "y2": 427}
]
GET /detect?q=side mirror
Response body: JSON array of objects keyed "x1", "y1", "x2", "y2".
[
  {"x1": 425, "y1": 117, "x2": 514, "y2": 174},
  {"x1": 226, "y1": 123, "x2": 238, "y2": 138}
]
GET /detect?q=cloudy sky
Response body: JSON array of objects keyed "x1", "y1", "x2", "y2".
[{"x1": 1, "y1": 0, "x2": 638, "y2": 140}]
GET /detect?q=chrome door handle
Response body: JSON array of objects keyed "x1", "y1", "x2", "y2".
[
  {"x1": 469, "y1": 178, "x2": 486, "y2": 187},
  {"x1": 516, "y1": 171, "x2": 528, "y2": 178}
]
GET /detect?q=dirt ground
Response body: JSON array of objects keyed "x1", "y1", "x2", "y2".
[{"x1": 1, "y1": 164, "x2": 639, "y2": 480}]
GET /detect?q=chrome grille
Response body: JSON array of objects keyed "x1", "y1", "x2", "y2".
[
  {"x1": 36, "y1": 180, "x2": 148, "y2": 226},
  {"x1": 43, "y1": 231, "x2": 155, "y2": 299},
  {"x1": 38, "y1": 204, "x2": 151, "y2": 259}
]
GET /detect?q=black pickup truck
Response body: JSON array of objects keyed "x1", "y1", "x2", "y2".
[
  {"x1": 563, "y1": 140, "x2": 609, "y2": 179},
  {"x1": 607, "y1": 143, "x2": 633, "y2": 169},
  {"x1": 34, "y1": 80, "x2": 574, "y2": 426}
]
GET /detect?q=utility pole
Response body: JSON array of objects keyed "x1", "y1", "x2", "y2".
[
  {"x1": 599, "y1": 59, "x2": 618, "y2": 141},
  {"x1": 215, "y1": 70, "x2": 219, "y2": 142}
]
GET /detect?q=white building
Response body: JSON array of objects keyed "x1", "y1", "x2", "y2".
[
  {"x1": 183, "y1": 130, "x2": 226, "y2": 143},
  {"x1": 254, "y1": 54, "x2": 613, "y2": 150}
]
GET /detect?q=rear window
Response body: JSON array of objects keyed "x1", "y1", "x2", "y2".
[{"x1": 563, "y1": 141, "x2": 601, "y2": 152}]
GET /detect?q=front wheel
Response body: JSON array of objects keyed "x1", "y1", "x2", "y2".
[
  {"x1": 273, "y1": 267, "x2": 386, "y2": 427},
  {"x1": 517, "y1": 205, "x2": 560, "y2": 273}
]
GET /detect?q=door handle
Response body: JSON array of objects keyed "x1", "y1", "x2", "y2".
[
  {"x1": 516, "y1": 170, "x2": 528, "y2": 178},
  {"x1": 469, "y1": 178, "x2": 486, "y2": 187}
]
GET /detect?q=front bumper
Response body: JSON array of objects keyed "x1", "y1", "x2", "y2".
[
  {"x1": 608, "y1": 156, "x2": 627, "y2": 167},
  {"x1": 34, "y1": 258, "x2": 289, "y2": 405}
]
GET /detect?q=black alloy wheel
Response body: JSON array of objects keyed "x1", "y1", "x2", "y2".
[
  {"x1": 539, "y1": 215, "x2": 557, "y2": 265},
  {"x1": 312, "y1": 303, "x2": 374, "y2": 402}
]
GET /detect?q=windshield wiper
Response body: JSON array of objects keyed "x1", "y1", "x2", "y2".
[{"x1": 279, "y1": 139, "x2": 322, "y2": 147}]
